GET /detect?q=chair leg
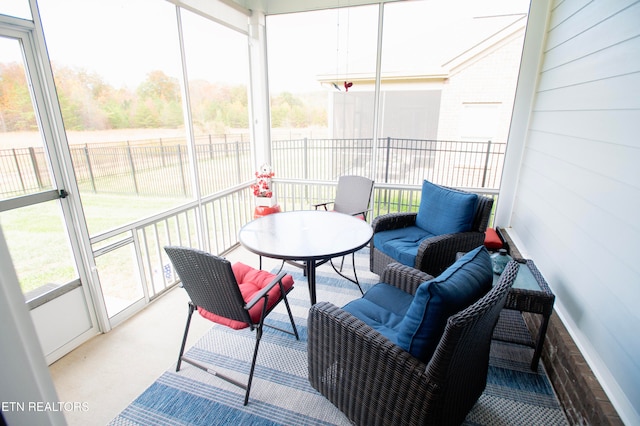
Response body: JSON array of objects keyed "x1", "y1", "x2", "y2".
[
  {"x1": 282, "y1": 259, "x2": 306, "y2": 276},
  {"x1": 264, "y1": 283, "x2": 300, "y2": 339},
  {"x1": 178, "y1": 307, "x2": 257, "y2": 404},
  {"x1": 177, "y1": 296, "x2": 296, "y2": 406},
  {"x1": 177, "y1": 302, "x2": 196, "y2": 372},
  {"x1": 280, "y1": 285, "x2": 299, "y2": 340},
  {"x1": 244, "y1": 300, "x2": 270, "y2": 405},
  {"x1": 244, "y1": 326, "x2": 262, "y2": 406}
]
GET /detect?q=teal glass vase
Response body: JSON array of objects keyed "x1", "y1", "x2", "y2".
[{"x1": 491, "y1": 249, "x2": 512, "y2": 275}]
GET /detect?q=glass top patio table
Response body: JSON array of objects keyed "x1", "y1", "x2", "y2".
[{"x1": 238, "y1": 210, "x2": 373, "y2": 305}]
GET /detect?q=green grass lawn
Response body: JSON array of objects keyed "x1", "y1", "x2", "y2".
[
  {"x1": 1, "y1": 193, "x2": 185, "y2": 293},
  {"x1": 79, "y1": 193, "x2": 187, "y2": 235},
  {"x1": 2, "y1": 186, "x2": 428, "y2": 295}
]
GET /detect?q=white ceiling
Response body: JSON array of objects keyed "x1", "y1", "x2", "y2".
[{"x1": 228, "y1": 0, "x2": 404, "y2": 15}]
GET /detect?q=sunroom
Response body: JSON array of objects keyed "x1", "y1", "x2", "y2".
[{"x1": 0, "y1": 0, "x2": 637, "y2": 425}]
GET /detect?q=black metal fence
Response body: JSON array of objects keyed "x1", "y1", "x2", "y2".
[
  {"x1": 0, "y1": 134, "x2": 252, "y2": 199},
  {"x1": 0, "y1": 147, "x2": 53, "y2": 197},
  {"x1": 0, "y1": 135, "x2": 505, "y2": 199},
  {"x1": 69, "y1": 141, "x2": 252, "y2": 197},
  {"x1": 272, "y1": 137, "x2": 506, "y2": 188}
]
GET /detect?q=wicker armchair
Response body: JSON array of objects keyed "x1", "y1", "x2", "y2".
[
  {"x1": 308, "y1": 260, "x2": 518, "y2": 426},
  {"x1": 370, "y1": 186, "x2": 493, "y2": 277}
]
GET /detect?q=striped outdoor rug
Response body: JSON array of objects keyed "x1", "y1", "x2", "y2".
[{"x1": 110, "y1": 249, "x2": 568, "y2": 425}]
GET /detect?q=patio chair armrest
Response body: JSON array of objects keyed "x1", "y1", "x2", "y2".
[
  {"x1": 350, "y1": 207, "x2": 373, "y2": 219},
  {"x1": 312, "y1": 201, "x2": 332, "y2": 210},
  {"x1": 381, "y1": 262, "x2": 433, "y2": 295},
  {"x1": 415, "y1": 231, "x2": 486, "y2": 276},
  {"x1": 245, "y1": 271, "x2": 289, "y2": 309},
  {"x1": 308, "y1": 302, "x2": 439, "y2": 425},
  {"x1": 371, "y1": 212, "x2": 417, "y2": 233}
]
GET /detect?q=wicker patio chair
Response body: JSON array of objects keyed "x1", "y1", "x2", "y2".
[
  {"x1": 370, "y1": 180, "x2": 493, "y2": 277},
  {"x1": 164, "y1": 246, "x2": 299, "y2": 405},
  {"x1": 308, "y1": 260, "x2": 518, "y2": 426}
]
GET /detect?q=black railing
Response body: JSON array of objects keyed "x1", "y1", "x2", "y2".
[
  {"x1": 0, "y1": 147, "x2": 53, "y2": 197},
  {"x1": 271, "y1": 137, "x2": 505, "y2": 188},
  {"x1": 0, "y1": 136, "x2": 505, "y2": 199}
]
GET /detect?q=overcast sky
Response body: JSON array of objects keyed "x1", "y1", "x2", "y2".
[{"x1": 2, "y1": 0, "x2": 530, "y2": 94}]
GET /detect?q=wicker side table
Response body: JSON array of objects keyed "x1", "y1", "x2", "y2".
[{"x1": 492, "y1": 259, "x2": 555, "y2": 370}]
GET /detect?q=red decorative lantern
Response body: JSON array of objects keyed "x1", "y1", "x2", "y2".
[{"x1": 252, "y1": 164, "x2": 280, "y2": 218}]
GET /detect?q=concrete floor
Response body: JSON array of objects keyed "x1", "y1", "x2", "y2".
[{"x1": 49, "y1": 246, "x2": 280, "y2": 426}]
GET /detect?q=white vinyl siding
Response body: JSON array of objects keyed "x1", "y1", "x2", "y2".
[{"x1": 505, "y1": 0, "x2": 640, "y2": 424}]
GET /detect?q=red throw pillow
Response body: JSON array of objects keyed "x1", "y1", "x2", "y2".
[{"x1": 484, "y1": 228, "x2": 503, "y2": 250}]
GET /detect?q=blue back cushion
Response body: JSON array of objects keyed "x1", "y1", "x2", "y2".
[
  {"x1": 396, "y1": 246, "x2": 493, "y2": 362},
  {"x1": 415, "y1": 180, "x2": 479, "y2": 235}
]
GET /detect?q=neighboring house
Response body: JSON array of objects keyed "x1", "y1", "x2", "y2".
[{"x1": 318, "y1": 12, "x2": 527, "y2": 145}]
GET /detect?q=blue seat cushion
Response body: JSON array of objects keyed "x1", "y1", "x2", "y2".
[
  {"x1": 342, "y1": 282, "x2": 414, "y2": 345},
  {"x1": 373, "y1": 226, "x2": 436, "y2": 267},
  {"x1": 415, "y1": 180, "x2": 479, "y2": 236},
  {"x1": 396, "y1": 245, "x2": 493, "y2": 362}
]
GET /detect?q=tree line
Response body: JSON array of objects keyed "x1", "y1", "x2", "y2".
[{"x1": 0, "y1": 62, "x2": 327, "y2": 134}]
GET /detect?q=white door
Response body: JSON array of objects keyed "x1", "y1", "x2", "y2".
[{"x1": 0, "y1": 25, "x2": 98, "y2": 363}]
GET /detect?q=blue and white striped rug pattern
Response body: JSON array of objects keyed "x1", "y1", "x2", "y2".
[{"x1": 110, "y1": 249, "x2": 568, "y2": 425}]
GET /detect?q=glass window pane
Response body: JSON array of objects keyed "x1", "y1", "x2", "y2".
[
  {"x1": 94, "y1": 241, "x2": 143, "y2": 318},
  {"x1": 461, "y1": 103, "x2": 501, "y2": 141},
  {"x1": 0, "y1": 200, "x2": 78, "y2": 301},
  {"x1": 0, "y1": 36, "x2": 54, "y2": 199},
  {"x1": 0, "y1": 35, "x2": 79, "y2": 306},
  {"x1": 267, "y1": 6, "x2": 378, "y2": 180},
  {"x1": 181, "y1": 10, "x2": 252, "y2": 197},
  {"x1": 0, "y1": 1, "x2": 32, "y2": 20},
  {"x1": 37, "y1": 0, "x2": 188, "y2": 235},
  {"x1": 379, "y1": 0, "x2": 528, "y2": 187}
]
